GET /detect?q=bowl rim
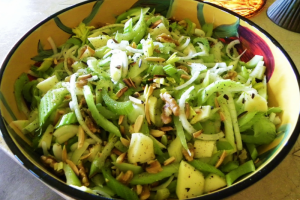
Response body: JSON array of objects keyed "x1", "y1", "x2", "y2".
[{"x1": 0, "y1": 0, "x2": 300, "y2": 199}]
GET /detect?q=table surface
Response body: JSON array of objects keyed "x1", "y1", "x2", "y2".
[{"x1": 0, "y1": 0, "x2": 300, "y2": 200}]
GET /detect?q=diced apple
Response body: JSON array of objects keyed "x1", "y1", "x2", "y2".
[
  {"x1": 176, "y1": 161, "x2": 205, "y2": 199},
  {"x1": 88, "y1": 35, "x2": 111, "y2": 49},
  {"x1": 244, "y1": 93, "x2": 268, "y2": 112},
  {"x1": 128, "y1": 133, "x2": 155, "y2": 163},
  {"x1": 190, "y1": 106, "x2": 212, "y2": 124},
  {"x1": 167, "y1": 136, "x2": 183, "y2": 163},
  {"x1": 36, "y1": 75, "x2": 59, "y2": 93},
  {"x1": 204, "y1": 173, "x2": 227, "y2": 193},
  {"x1": 194, "y1": 140, "x2": 216, "y2": 158}
]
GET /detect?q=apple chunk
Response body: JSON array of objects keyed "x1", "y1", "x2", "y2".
[{"x1": 128, "y1": 133, "x2": 155, "y2": 163}]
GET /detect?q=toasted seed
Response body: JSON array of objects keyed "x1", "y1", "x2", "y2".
[
  {"x1": 134, "y1": 115, "x2": 144, "y2": 133},
  {"x1": 145, "y1": 57, "x2": 165, "y2": 62},
  {"x1": 128, "y1": 78, "x2": 136, "y2": 88},
  {"x1": 120, "y1": 137, "x2": 130, "y2": 147},
  {"x1": 112, "y1": 148, "x2": 123, "y2": 156},
  {"x1": 145, "y1": 100, "x2": 151, "y2": 124},
  {"x1": 116, "y1": 87, "x2": 128, "y2": 98},
  {"x1": 164, "y1": 156, "x2": 176, "y2": 166},
  {"x1": 129, "y1": 96, "x2": 144, "y2": 104},
  {"x1": 118, "y1": 115, "x2": 124, "y2": 125},
  {"x1": 132, "y1": 42, "x2": 137, "y2": 49},
  {"x1": 65, "y1": 76, "x2": 71, "y2": 82},
  {"x1": 181, "y1": 74, "x2": 191, "y2": 80},
  {"x1": 151, "y1": 19, "x2": 162, "y2": 28},
  {"x1": 66, "y1": 159, "x2": 79, "y2": 176},
  {"x1": 254, "y1": 158, "x2": 260, "y2": 164},
  {"x1": 78, "y1": 126, "x2": 85, "y2": 149},
  {"x1": 54, "y1": 58, "x2": 58, "y2": 65},
  {"x1": 193, "y1": 130, "x2": 203, "y2": 138},
  {"x1": 115, "y1": 65, "x2": 121, "y2": 69},
  {"x1": 116, "y1": 152, "x2": 127, "y2": 164},
  {"x1": 76, "y1": 79, "x2": 88, "y2": 87},
  {"x1": 62, "y1": 145, "x2": 67, "y2": 163},
  {"x1": 121, "y1": 170, "x2": 134, "y2": 184},
  {"x1": 150, "y1": 129, "x2": 165, "y2": 137},
  {"x1": 214, "y1": 97, "x2": 220, "y2": 108},
  {"x1": 146, "y1": 160, "x2": 163, "y2": 174},
  {"x1": 120, "y1": 125, "x2": 125, "y2": 135},
  {"x1": 132, "y1": 92, "x2": 141, "y2": 98},
  {"x1": 80, "y1": 152, "x2": 92, "y2": 160},
  {"x1": 219, "y1": 111, "x2": 226, "y2": 121},
  {"x1": 215, "y1": 150, "x2": 227, "y2": 168},
  {"x1": 112, "y1": 38, "x2": 119, "y2": 44},
  {"x1": 160, "y1": 126, "x2": 174, "y2": 131},
  {"x1": 116, "y1": 171, "x2": 124, "y2": 182},
  {"x1": 136, "y1": 185, "x2": 143, "y2": 195},
  {"x1": 123, "y1": 78, "x2": 132, "y2": 87},
  {"x1": 78, "y1": 74, "x2": 92, "y2": 81},
  {"x1": 185, "y1": 103, "x2": 190, "y2": 119},
  {"x1": 147, "y1": 86, "x2": 155, "y2": 98}
]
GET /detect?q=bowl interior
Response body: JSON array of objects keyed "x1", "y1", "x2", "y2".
[{"x1": 0, "y1": 0, "x2": 299, "y2": 199}]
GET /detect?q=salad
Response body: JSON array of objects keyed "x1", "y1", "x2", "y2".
[{"x1": 11, "y1": 7, "x2": 283, "y2": 200}]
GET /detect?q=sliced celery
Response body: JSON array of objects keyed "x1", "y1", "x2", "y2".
[
  {"x1": 226, "y1": 160, "x2": 255, "y2": 186},
  {"x1": 130, "y1": 163, "x2": 180, "y2": 185},
  {"x1": 83, "y1": 86, "x2": 121, "y2": 137},
  {"x1": 102, "y1": 89, "x2": 134, "y2": 115},
  {"x1": 55, "y1": 112, "x2": 78, "y2": 129},
  {"x1": 189, "y1": 160, "x2": 225, "y2": 177},
  {"x1": 102, "y1": 167, "x2": 139, "y2": 200},
  {"x1": 39, "y1": 88, "x2": 69, "y2": 126}
]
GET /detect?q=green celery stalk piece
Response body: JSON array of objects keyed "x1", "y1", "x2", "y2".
[
  {"x1": 167, "y1": 180, "x2": 177, "y2": 193},
  {"x1": 89, "y1": 136, "x2": 118, "y2": 177},
  {"x1": 217, "y1": 95, "x2": 236, "y2": 151},
  {"x1": 267, "y1": 107, "x2": 282, "y2": 114},
  {"x1": 173, "y1": 116, "x2": 189, "y2": 153},
  {"x1": 155, "y1": 188, "x2": 170, "y2": 200},
  {"x1": 245, "y1": 55, "x2": 264, "y2": 69},
  {"x1": 226, "y1": 160, "x2": 255, "y2": 186},
  {"x1": 202, "y1": 23, "x2": 214, "y2": 37},
  {"x1": 91, "y1": 174, "x2": 105, "y2": 186},
  {"x1": 208, "y1": 151, "x2": 223, "y2": 166},
  {"x1": 14, "y1": 73, "x2": 30, "y2": 113},
  {"x1": 22, "y1": 80, "x2": 38, "y2": 103},
  {"x1": 189, "y1": 160, "x2": 225, "y2": 177},
  {"x1": 245, "y1": 143, "x2": 258, "y2": 160},
  {"x1": 64, "y1": 163, "x2": 82, "y2": 186},
  {"x1": 116, "y1": 7, "x2": 146, "y2": 23},
  {"x1": 130, "y1": 163, "x2": 180, "y2": 185},
  {"x1": 95, "y1": 103, "x2": 119, "y2": 120},
  {"x1": 112, "y1": 162, "x2": 143, "y2": 175},
  {"x1": 55, "y1": 112, "x2": 78, "y2": 129},
  {"x1": 199, "y1": 79, "x2": 253, "y2": 104},
  {"x1": 224, "y1": 92, "x2": 243, "y2": 151},
  {"x1": 92, "y1": 186, "x2": 115, "y2": 198},
  {"x1": 220, "y1": 160, "x2": 239, "y2": 173},
  {"x1": 115, "y1": 11, "x2": 146, "y2": 44},
  {"x1": 39, "y1": 88, "x2": 69, "y2": 126},
  {"x1": 38, "y1": 58, "x2": 53, "y2": 71},
  {"x1": 102, "y1": 167, "x2": 139, "y2": 200},
  {"x1": 241, "y1": 116, "x2": 276, "y2": 145},
  {"x1": 83, "y1": 85, "x2": 121, "y2": 137},
  {"x1": 238, "y1": 111, "x2": 257, "y2": 127},
  {"x1": 102, "y1": 89, "x2": 134, "y2": 115},
  {"x1": 216, "y1": 139, "x2": 234, "y2": 151},
  {"x1": 114, "y1": 140, "x2": 128, "y2": 152}
]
